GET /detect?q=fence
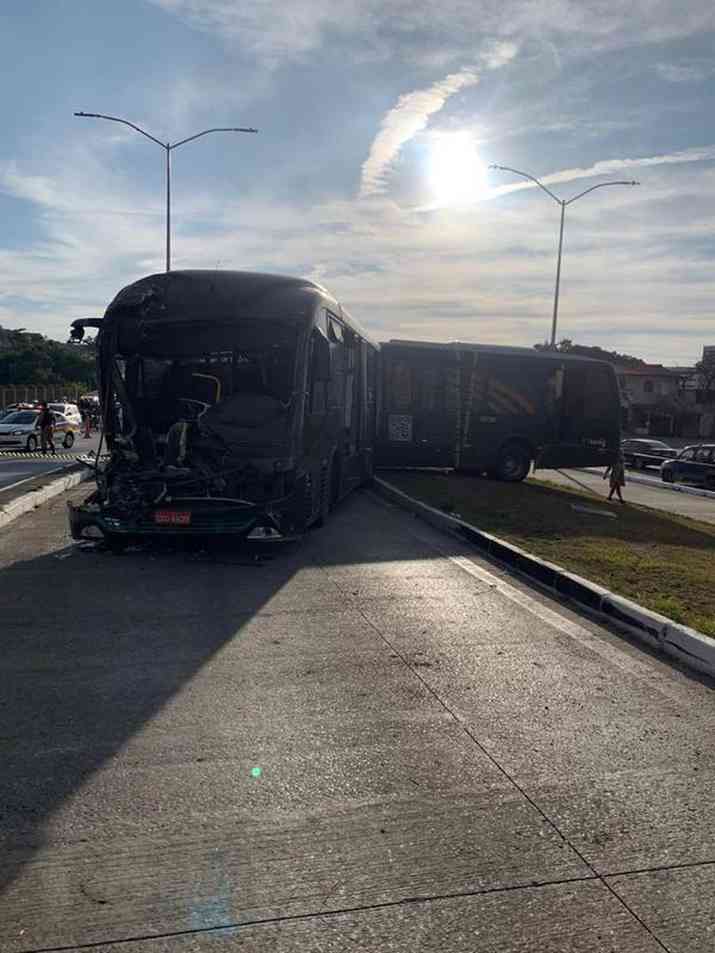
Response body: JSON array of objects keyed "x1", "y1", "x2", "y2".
[{"x1": 1, "y1": 384, "x2": 85, "y2": 407}]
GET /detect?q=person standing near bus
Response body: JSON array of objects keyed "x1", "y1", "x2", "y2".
[
  {"x1": 603, "y1": 450, "x2": 626, "y2": 503},
  {"x1": 37, "y1": 402, "x2": 56, "y2": 456}
]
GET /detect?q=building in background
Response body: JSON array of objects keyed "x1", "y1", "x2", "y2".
[{"x1": 617, "y1": 357, "x2": 715, "y2": 438}]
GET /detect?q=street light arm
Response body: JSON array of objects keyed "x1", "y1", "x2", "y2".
[
  {"x1": 565, "y1": 180, "x2": 639, "y2": 206},
  {"x1": 170, "y1": 127, "x2": 259, "y2": 149},
  {"x1": 74, "y1": 112, "x2": 166, "y2": 148},
  {"x1": 489, "y1": 164, "x2": 563, "y2": 205}
]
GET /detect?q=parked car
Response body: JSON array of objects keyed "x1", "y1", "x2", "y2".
[
  {"x1": 621, "y1": 438, "x2": 677, "y2": 470},
  {"x1": 0, "y1": 410, "x2": 78, "y2": 451},
  {"x1": 661, "y1": 445, "x2": 715, "y2": 490},
  {"x1": 48, "y1": 402, "x2": 82, "y2": 426}
]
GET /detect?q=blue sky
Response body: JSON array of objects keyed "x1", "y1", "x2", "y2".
[{"x1": 1, "y1": 0, "x2": 714, "y2": 364}]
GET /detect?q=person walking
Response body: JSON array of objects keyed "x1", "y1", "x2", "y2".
[
  {"x1": 604, "y1": 450, "x2": 626, "y2": 503},
  {"x1": 37, "y1": 402, "x2": 56, "y2": 456}
]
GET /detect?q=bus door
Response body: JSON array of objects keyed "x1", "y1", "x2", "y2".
[
  {"x1": 536, "y1": 361, "x2": 620, "y2": 469},
  {"x1": 377, "y1": 346, "x2": 459, "y2": 467}
]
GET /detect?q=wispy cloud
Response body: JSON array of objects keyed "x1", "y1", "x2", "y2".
[
  {"x1": 150, "y1": 0, "x2": 715, "y2": 66},
  {"x1": 413, "y1": 145, "x2": 715, "y2": 210},
  {"x1": 655, "y1": 61, "x2": 713, "y2": 83},
  {"x1": 359, "y1": 69, "x2": 481, "y2": 198},
  {"x1": 359, "y1": 42, "x2": 517, "y2": 198},
  {"x1": 496, "y1": 145, "x2": 715, "y2": 199},
  {"x1": 2, "y1": 154, "x2": 715, "y2": 364}
]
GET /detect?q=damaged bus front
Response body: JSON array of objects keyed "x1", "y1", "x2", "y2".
[{"x1": 69, "y1": 271, "x2": 336, "y2": 547}]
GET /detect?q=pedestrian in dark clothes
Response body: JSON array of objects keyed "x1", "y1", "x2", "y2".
[
  {"x1": 37, "y1": 402, "x2": 56, "y2": 455},
  {"x1": 604, "y1": 450, "x2": 626, "y2": 503}
]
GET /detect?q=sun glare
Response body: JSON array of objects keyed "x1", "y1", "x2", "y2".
[{"x1": 428, "y1": 132, "x2": 489, "y2": 207}]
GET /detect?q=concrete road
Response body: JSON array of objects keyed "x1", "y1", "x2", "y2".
[
  {"x1": 533, "y1": 467, "x2": 715, "y2": 524},
  {"x1": 1, "y1": 486, "x2": 713, "y2": 952},
  {"x1": 0, "y1": 432, "x2": 103, "y2": 491}
]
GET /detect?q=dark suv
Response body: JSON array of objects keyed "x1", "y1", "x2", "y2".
[
  {"x1": 621, "y1": 438, "x2": 677, "y2": 469},
  {"x1": 661, "y1": 445, "x2": 715, "y2": 490}
]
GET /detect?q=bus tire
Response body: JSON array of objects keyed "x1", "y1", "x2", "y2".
[{"x1": 495, "y1": 442, "x2": 531, "y2": 482}]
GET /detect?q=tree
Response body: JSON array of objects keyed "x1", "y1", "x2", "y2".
[
  {"x1": 534, "y1": 339, "x2": 645, "y2": 367},
  {"x1": 0, "y1": 325, "x2": 96, "y2": 388}
]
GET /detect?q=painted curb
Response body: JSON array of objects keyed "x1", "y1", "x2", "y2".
[
  {"x1": 0, "y1": 466, "x2": 93, "y2": 531},
  {"x1": 374, "y1": 477, "x2": 715, "y2": 680},
  {"x1": 575, "y1": 468, "x2": 715, "y2": 501}
]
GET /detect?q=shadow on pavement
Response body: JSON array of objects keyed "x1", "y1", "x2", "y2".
[{"x1": 0, "y1": 488, "x2": 458, "y2": 898}]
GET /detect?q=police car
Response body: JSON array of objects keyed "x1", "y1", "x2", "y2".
[{"x1": 0, "y1": 409, "x2": 78, "y2": 451}]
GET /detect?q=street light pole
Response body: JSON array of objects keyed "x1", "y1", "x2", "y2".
[
  {"x1": 74, "y1": 112, "x2": 258, "y2": 272},
  {"x1": 489, "y1": 164, "x2": 639, "y2": 348},
  {"x1": 552, "y1": 199, "x2": 565, "y2": 350}
]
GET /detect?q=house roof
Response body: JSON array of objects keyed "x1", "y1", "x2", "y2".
[{"x1": 615, "y1": 365, "x2": 680, "y2": 377}]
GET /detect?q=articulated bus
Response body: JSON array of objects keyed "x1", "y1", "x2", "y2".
[
  {"x1": 69, "y1": 270, "x2": 378, "y2": 547},
  {"x1": 377, "y1": 340, "x2": 621, "y2": 480}
]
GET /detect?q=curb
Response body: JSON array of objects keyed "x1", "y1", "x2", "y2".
[
  {"x1": 576, "y1": 468, "x2": 715, "y2": 501},
  {"x1": 0, "y1": 466, "x2": 94, "y2": 531},
  {"x1": 374, "y1": 477, "x2": 715, "y2": 680}
]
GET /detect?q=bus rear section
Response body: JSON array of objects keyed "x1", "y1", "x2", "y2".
[{"x1": 376, "y1": 341, "x2": 621, "y2": 480}]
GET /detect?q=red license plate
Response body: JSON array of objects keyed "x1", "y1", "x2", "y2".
[{"x1": 154, "y1": 510, "x2": 192, "y2": 526}]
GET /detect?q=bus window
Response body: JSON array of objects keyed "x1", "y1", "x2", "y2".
[
  {"x1": 327, "y1": 314, "x2": 343, "y2": 343},
  {"x1": 419, "y1": 366, "x2": 438, "y2": 411},
  {"x1": 484, "y1": 357, "x2": 538, "y2": 417},
  {"x1": 583, "y1": 365, "x2": 615, "y2": 421},
  {"x1": 389, "y1": 360, "x2": 412, "y2": 411},
  {"x1": 309, "y1": 332, "x2": 327, "y2": 414},
  {"x1": 344, "y1": 332, "x2": 356, "y2": 429}
]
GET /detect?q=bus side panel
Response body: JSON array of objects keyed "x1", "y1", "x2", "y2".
[
  {"x1": 459, "y1": 354, "x2": 555, "y2": 471},
  {"x1": 376, "y1": 345, "x2": 459, "y2": 468},
  {"x1": 536, "y1": 362, "x2": 621, "y2": 469}
]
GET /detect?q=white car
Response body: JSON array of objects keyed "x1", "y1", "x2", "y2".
[
  {"x1": 49, "y1": 402, "x2": 82, "y2": 425},
  {"x1": 0, "y1": 410, "x2": 78, "y2": 451}
]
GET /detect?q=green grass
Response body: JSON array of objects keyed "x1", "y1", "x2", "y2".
[{"x1": 381, "y1": 469, "x2": 715, "y2": 637}]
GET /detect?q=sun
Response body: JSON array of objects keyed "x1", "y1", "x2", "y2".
[{"x1": 428, "y1": 132, "x2": 489, "y2": 207}]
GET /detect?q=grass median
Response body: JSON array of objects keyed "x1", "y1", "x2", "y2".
[{"x1": 380, "y1": 469, "x2": 715, "y2": 637}]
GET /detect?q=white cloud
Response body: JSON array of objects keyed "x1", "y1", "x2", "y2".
[
  {"x1": 498, "y1": 145, "x2": 715, "y2": 199},
  {"x1": 359, "y1": 42, "x2": 517, "y2": 198},
  {"x1": 411, "y1": 145, "x2": 715, "y2": 210},
  {"x1": 149, "y1": 0, "x2": 715, "y2": 65},
  {"x1": 2, "y1": 147, "x2": 715, "y2": 365},
  {"x1": 359, "y1": 69, "x2": 481, "y2": 198},
  {"x1": 655, "y1": 62, "x2": 713, "y2": 83}
]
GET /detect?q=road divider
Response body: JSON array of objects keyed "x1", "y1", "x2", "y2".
[
  {"x1": 0, "y1": 466, "x2": 93, "y2": 531},
  {"x1": 374, "y1": 476, "x2": 715, "y2": 680}
]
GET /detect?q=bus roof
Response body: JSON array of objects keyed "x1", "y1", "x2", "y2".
[
  {"x1": 105, "y1": 270, "x2": 379, "y2": 348},
  {"x1": 384, "y1": 339, "x2": 615, "y2": 367}
]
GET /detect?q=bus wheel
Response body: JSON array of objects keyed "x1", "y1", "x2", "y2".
[{"x1": 495, "y1": 443, "x2": 531, "y2": 482}]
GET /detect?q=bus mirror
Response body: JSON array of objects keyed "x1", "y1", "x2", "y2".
[{"x1": 313, "y1": 330, "x2": 332, "y2": 381}]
